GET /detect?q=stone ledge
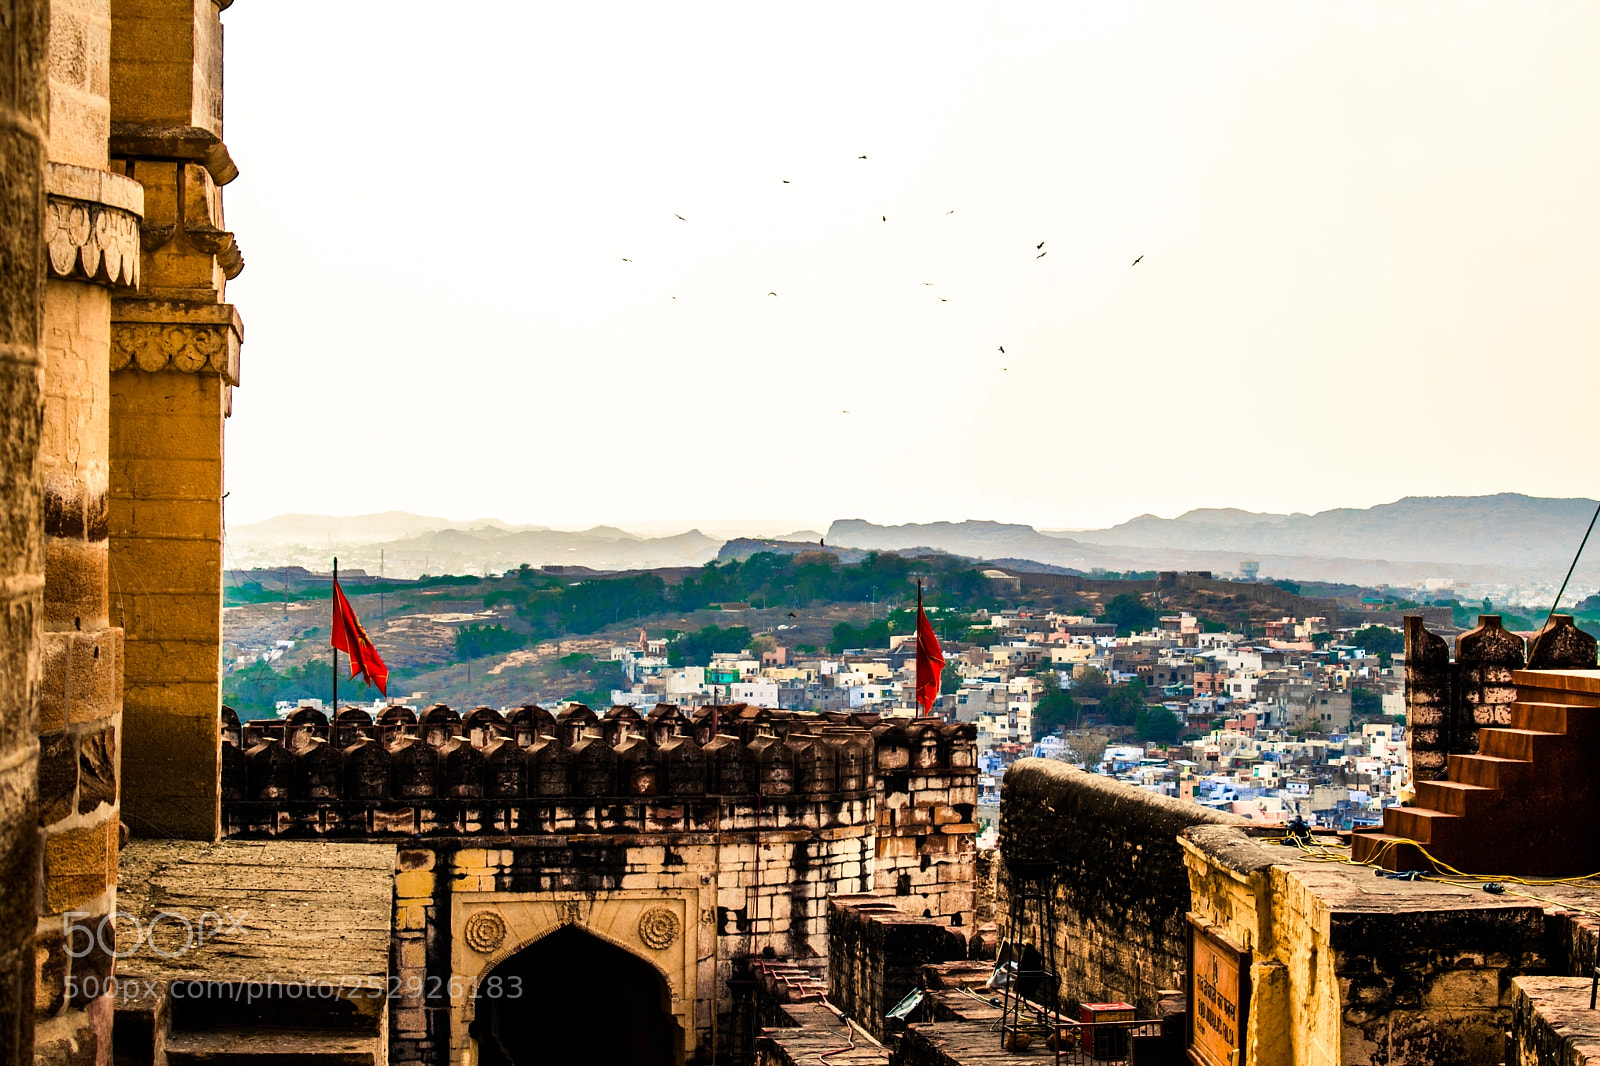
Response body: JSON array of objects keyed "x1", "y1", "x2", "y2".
[
  {"x1": 45, "y1": 163, "x2": 143, "y2": 215},
  {"x1": 116, "y1": 839, "x2": 394, "y2": 990},
  {"x1": 164, "y1": 1026, "x2": 383, "y2": 1066},
  {"x1": 1514, "y1": 976, "x2": 1600, "y2": 1066}
]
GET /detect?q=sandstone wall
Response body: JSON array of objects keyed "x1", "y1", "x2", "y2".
[
  {"x1": 826, "y1": 895, "x2": 965, "y2": 1042},
  {"x1": 1184, "y1": 822, "x2": 1554, "y2": 1066},
  {"x1": 870, "y1": 723, "x2": 978, "y2": 928},
  {"x1": 996, "y1": 757, "x2": 1244, "y2": 1016},
  {"x1": 34, "y1": 1, "x2": 146, "y2": 1058},
  {"x1": 0, "y1": 2, "x2": 50, "y2": 1062},
  {"x1": 108, "y1": 0, "x2": 243, "y2": 842},
  {"x1": 217, "y1": 703, "x2": 980, "y2": 1064},
  {"x1": 212, "y1": 705, "x2": 973, "y2": 1062},
  {"x1": 388, "y1": 831, "x2": 876, "y2": 1065}
]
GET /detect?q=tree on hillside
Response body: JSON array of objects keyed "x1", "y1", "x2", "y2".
[
  {"x1": 668, "y1": 625, "x2": 753, "y2": 667},
  {"x1": 1134, "y1": 704, "x2": 1181, "y2": 744},
  {"x1": 1099, "y1": 679, "x2": 1148, "y2": 726},
  {"x1": 1351, "y1": 625, "x2": 1404, "y2": 658},
  {"x1": 1099, "y1": 593, "x2": 1156, "y2": 635},
  {"x1": 456, "y1": 624, "x2": 526, "y2": 661},
  {"x1": 1034, "y1": 672, "x2": 1079, "y2": 735},
  {"x1": 1072, "y1": 666, "x2": 1109, "y2": 701}
]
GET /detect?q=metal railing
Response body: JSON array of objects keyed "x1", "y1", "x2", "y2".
[{"x1": 1050, "y1": 1018, "x2": 1166, "y2": 1065}]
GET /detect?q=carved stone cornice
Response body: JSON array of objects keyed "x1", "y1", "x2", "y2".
[
  {"x1": 45, "y1": 164, "x2": 143, "y2": 289},
  {"x1": 109, "y1": 123, "x2": 239, "y2": 186},
  {"x1": 110, "y1": 301, "x2": 242, "y2": 385}
]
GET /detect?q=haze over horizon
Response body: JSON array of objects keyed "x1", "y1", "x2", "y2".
[{"x1": 221, "y1": 2, "x2": 1600, "y2": 528}]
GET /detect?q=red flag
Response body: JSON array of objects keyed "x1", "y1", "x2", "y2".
[
  {"x1": 914, "y1": 584, "x2": 945, "y2": 715},
  {"x1": 332, "y1": 579, "x2": 389, "y2": 696}
]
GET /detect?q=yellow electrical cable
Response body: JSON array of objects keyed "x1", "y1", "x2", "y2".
[{"x1": 1276, "y1": 834, "x2": 1600, "y2": 891}]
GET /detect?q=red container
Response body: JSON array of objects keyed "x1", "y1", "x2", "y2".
[{"x1": 1080, "y1": 1002, "x2": 1135, "y2": 1056}]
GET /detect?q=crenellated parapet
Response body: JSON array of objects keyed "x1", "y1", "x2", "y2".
[
  {"x1": 220, "y1": 703, "x2": 978, "y2": 841},
  {"x1": 1406, "y1": 613, "x2": 1598, "y2": 779}
]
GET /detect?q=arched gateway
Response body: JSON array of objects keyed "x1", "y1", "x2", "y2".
[{"x1": 469, "y1": 925, "x2": 682, "y2": 1066}]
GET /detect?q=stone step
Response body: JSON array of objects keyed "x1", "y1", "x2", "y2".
[
  {"x1": 1350, "y1": 831, "x2": 1427, "y2": 871},
  {"x1": 1448, "y1": 753, "x2": 1531, "y2": 788},
  {"x1": 1385, "y1": 806, "x2": 1461, "y2": 847},
  {"x1": 1413, "y1": 779, "x2": 1495, "y2": 817},
  {"x1": 1479, "y1": 727, "x2": 1564, "y2": 762},
  {"x1": 1508, "y1": 701, "x2": 1600, "y2": 734}
]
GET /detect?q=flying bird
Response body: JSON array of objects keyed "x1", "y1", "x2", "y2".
[
  {"x1": 946, "y1": 210, "x2": 955, "y2": 215},
  {"x1": 939, "y1": 297, "x2": 948, "y2": 302},
  {"x1": 621, "y1": 258, "x2": 632, "y2": 262},
  {"x1": 788, "y1": 612, "x2": 798, "y2": 617},
  {"x1": 1036, "y1": 251, "x2": 1046, "y2": 259},
  {"x1": 675, "y1": 214, "x2": 686, "y2": 221},
  {"x1": 882, "y1": 216, "x2": 887, "y2": 221},
  {"x1": 782, "y1": 180, "x2": 790, "y2": 184},
  {"x1": 1132, "y1": 255, "x2": 1144, "y2": 266},
  {"x1": 1037, "y1": 241, "x2": 1045, "y2": 249},
  {"x1": 768, "y1": 292, "x2": 777, "y2": 296},
  {"x1": 998, "y1": 346, "x2": 1005, "y2": 353},
  {"x1": 923, "y1": 282, "x2": 934, "y2": 286},
  {"x1": 858, "y1": 155, "x2": 867, "y2": 159}
]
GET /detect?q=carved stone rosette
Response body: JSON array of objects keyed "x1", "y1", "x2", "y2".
[
  {"x1": 44, "y1": 164, "x2": 143, "y2": 289},
  {"x1": 638, "y1": 906, "x2": 681, "y2": 951},
  {"x1": 463, "y1": 910, "x2": 507, "y2": 954}
]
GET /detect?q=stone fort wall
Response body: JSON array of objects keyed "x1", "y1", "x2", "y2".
[
  {"x1": 997, "y1": 757, "x2": 1244, "y2": 1016},
  {"x1": 220, "y1": 702, "x2": 978, "y2": 1064}
]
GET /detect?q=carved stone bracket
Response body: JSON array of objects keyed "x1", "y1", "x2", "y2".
[
  {"x1": 111, "y1": 301, "x2": 242, "y2": 385},
  {"x1": 109, "y1": 124, "x2": 239, "y2": 186},
  {"x1": 45, "y1": 164, "x2": 143, "y2": 289}
]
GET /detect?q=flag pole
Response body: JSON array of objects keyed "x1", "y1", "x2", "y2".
[
  {"x1": 916, "y1": 578, "x2": 924, "y2": 718},
  {"x1": 332, "y1": 557, "x2": 338, "y2": 716}
]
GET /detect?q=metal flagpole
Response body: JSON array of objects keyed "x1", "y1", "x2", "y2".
[{"x1": 332, "y1": 557, "x2": 338, "y2": 715}]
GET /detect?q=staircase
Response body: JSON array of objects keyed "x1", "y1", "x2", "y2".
[{"x1": 1353, "y1": 671, "x2": 1600, "y2": 876}]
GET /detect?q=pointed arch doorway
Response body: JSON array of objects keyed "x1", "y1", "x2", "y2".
[{"x1": 469, "y1": 924, "x2": 683, "y2": 1066}]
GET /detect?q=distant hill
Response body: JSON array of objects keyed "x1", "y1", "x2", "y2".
[
  {"x1": 229, "y1": 511, "x2": 544, "y2": 546},
  {"x1": 828, "y1": 520, "x2": 1109, "y2": 571},
  {"x1": 385, "y1": 526, "x2": 721, "y2": 572},
  {"x1": 226, "y1": 513, "x2": 720, "y2": 578},
  {"x1": 229, "y1": 496, "x2": 1600, "y2": 592},
  {"x1": 829, "y1": 496, "x2": 1600, "y2": 589},
  {"x1": 1053, "y1": 494, "x2": 1600, "y2": 572}
]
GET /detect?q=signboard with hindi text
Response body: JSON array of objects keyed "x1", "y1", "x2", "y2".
[{"x1": 1187, "y1": 914, "x2": 1250, "y2": 1066}]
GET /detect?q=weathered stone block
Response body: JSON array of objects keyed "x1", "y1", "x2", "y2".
[
  {"x1": 38, "y1": 731, "x2": 76, "y2": 826},
  {"x1": 38, "y1": 630, "x2": 120, "y2": 730},
  {"x1": 77, "y1": 723, "x2": 115, "y2": 813},
  {"x1": 43, "y1": 819, "x2": 114, "y2": 912},
  {"x1": 394, "y1": 870, "x2": 433, "y2": 901}
]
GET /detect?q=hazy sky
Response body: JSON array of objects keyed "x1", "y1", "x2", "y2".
[{"x1": 221, "y1": 2, "x2": 1600, "y2": 533}]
